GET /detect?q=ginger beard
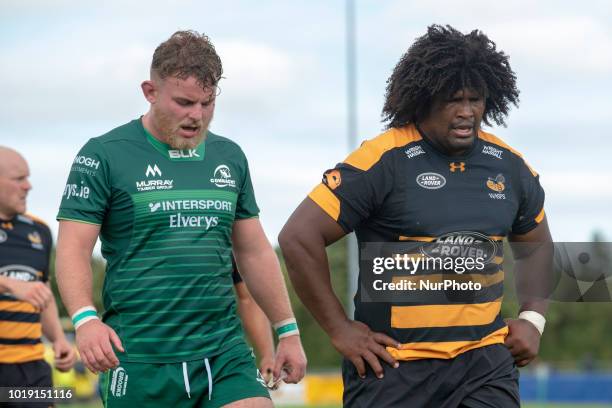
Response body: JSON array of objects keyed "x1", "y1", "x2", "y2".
[{"x1": 152, "y1": 103, "x2": 212, "y2": 150}]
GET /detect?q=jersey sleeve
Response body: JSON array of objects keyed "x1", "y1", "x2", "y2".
[
  {"x1": 234, "y1": 151, "x2": 260, "y2": 220},
  {"x1": 511, "y1": 158, "x2": 545, "y2": 235},
  {"x1": 57, "y1": 138, "x2": 111, "y2": 225},
  {"x1": 308, "y1": 140, "x2": 394, "y2": 233}
]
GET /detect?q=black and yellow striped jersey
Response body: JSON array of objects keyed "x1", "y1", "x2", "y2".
[
  {"x1": 309, "y1": 124, "x2": 545, "y2": 360},
  {"x1": 0, "y1": 214, "x2": 52, "y2": 363}
]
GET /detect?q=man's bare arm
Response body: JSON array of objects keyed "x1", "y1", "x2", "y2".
[
  {"x1": 56, "y1": 220, "x2": 123, "y2": 373},
  {"x1": 232, "y1": 217, "x2": 306, "y2": 383},
  {"x1": 505, "y1": 216, "x2": 554, "y2": 366},
  {"x1": 234, "y1": 281, "x2": 275, "y2": 378},
  {"x1": 0, "y1": 276, "x2": 51, "y2": 310},
  {"x1": 279, "y1": 198, "x2": 399, "y2": 379},
  {"x1": 40, "y1": 290, "x2": 76, "y2": 372}
]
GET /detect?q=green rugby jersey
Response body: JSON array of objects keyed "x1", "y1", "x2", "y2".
[{"x1": 57, "y1": 119, "x2": 259, "y2": 363}]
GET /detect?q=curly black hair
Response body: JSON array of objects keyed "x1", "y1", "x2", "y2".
[{"x1": 382, "y1": 24, "x2": 519, "y2": 128}]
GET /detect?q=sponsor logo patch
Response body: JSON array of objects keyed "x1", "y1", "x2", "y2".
[
  {"x1": 145, "y1": 164, "x2": 162, "y2": 178},
  {"x1": 420, "y1": 231, "x2": 498, "y2": 266},
  {"x1": 323, "y1": 170, "x2": 341, "y2": 190},
  {"x1": 169, "y1": 149, "x2": 200, "y2": 159},
  {"x1": 210, "y1": 165, "x2": 236, "y2": 188},
  {"x1": 449, "y1": 162, "x2": 466, "y2": 173},
  {"x1": 482, "y1": 145, "x2": 503, "y2": 159},
  {"x1": 0, "y1": 265, "x2": 39, "y2": 282},
  {"x1": 137, "y1": 164, "x2": 174, "y2": 192},
  {"x1": 405, "y1": 145, "x2": 426, "y2": 159},
  {"x1": 110, "y1": 366, "x2": 128, "y2": 397},
  {"x1": 73, "y1": 155, "x2": 100, "y2": 169},
  {"x1": 28, "y1": 231, "x2": 44, "y2": 250},
  {"x1": 63, "y1": 182, "x2": 90, "y2": 200},
  {"x1": 416, "y1": 172, "x2": 446, "y2": 190}
]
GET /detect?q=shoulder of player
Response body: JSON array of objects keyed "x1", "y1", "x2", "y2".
[
  {"x1": 478, "y1": 129, "x2": 538, "y2": 176},
  {"x1": 344, "y1": 125, "x2": 422, "y2": 171},
  {"x1": 18, "y1": 213, "x2": 52, "y2": 235},
  {"x1": 206, "y1": 132, "x2": 246, "y2": 156},
  {"x1": 89, "y1": 119, "x2": 143, "y2": 148}
]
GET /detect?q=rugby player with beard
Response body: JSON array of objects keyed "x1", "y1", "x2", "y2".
[{"x1": 55, "y1": 31, "x2": 305, "y2": 407}]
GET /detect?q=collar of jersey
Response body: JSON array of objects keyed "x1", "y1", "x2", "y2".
[
  {"x1": 416, "y1": 125, "x2": 481, "y2": 160},
  {"x1": 142, "y1": 124, "x2": 206, "y2": 161}
]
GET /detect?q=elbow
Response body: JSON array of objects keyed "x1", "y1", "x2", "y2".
[{"x1": 278, "y1": 224, "x2": 301, "y2": 262}]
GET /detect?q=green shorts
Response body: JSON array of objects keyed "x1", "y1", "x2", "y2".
[{"x1": 101, "y1": 344, "x2": 270, "y2": 407}]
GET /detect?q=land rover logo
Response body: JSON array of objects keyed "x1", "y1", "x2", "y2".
[
  {"x1": 420, "y1": 231, "x2": 498, "y2": 265},
  {"x1": 416, "y1": 172, "x2": 446, "y2": 190}
]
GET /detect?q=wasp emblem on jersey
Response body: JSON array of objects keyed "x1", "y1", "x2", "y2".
[
  {"x1": 27, "y1": 231, "x2": 44, "y2": 250},
  {"x1": 486, "y1": 174, "x2": 505, "y2": 192},
  {"x1": 323, "y1": 170, "x2": 342, "y2": 190}
]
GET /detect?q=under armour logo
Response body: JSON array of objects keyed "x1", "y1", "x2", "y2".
[
  {"x1": 145, "y1": 164, "x2": 162, "y2": 177},
  {"x1": 449, "y1": 162, "x2": 466, "y2": 172}
]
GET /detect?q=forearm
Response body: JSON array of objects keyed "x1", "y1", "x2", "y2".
[
  {"x1": 56, "y1": 237, "x2": 95, "y2": 316},
  {"x1": 41, "y1": 297, "x2": 66, "y2": 342},
  {"x1": 0, "y1": 276, "x2": 14, "y2": 293},
  {"x1": 237, "y1": 297, "x2": 275, "y2": 359},
  {"x1": 279, "y1": 231, "x2": 349, "y2": 337},
  {"x1": 513, "y1": 242, "x2": 554, "y2": 317},
  {"x1": 515, "y1": 251, "x2": 552, "y2": 316},
  {"x1": 235, "y1": 245, "x2": 294, "y2": 323}
]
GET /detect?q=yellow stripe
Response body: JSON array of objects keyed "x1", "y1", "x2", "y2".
[
  {"x1": 535, "y1": 209, "x2": 545, "y2": 224},
  {"x1": 24, "y1": 212, "x2": 49, "y2": 228},
  {"x1": 392, "y1": 271, "x2": 504, "y2": 287},
  {"x1": 387, "y1": 326, "x2": 508, "y2": 360},
  {"x1": 0, "y1": 321, "x2": 41, "y2": 340},
  {"x1": 0, "y1": 344, "x2": 45, "y2": 364},
  {"x1": 0, "y1": 300, "x2": 38, "y2": 313},
  {"x1": 308, "y1": 184, "x2": 340, "y2": 221},
  {"x1": 391, "y1": 298, "x2": 502, "y2": 329},
  {"x1": 398, "y1": 236, "x2": 436, "y2": 242},
  {"x1": 344, "y1": 126, "x2": 421, "y2": 171}
]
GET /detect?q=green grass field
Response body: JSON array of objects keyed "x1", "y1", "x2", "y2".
[{"x1": 57, "y1": 402, "x2": 612, "y2": 408}]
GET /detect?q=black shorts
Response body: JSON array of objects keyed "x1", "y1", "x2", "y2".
[
  {"x1": 0, "y1": 360, "x2": 53, "y2": 408},
  {"x1": 343, "y1": 344, "x2": 519, "y2": 408}
]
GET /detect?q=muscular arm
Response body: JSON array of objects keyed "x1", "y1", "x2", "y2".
[
  {"x1": 0, "y1": 276, "x2": 51, "y2": 310},
  {"x1": 56, "y1": 220, "x2": 123, "y2": 373},
  {"x1": 279, "y1": 198, "x2": 399, "y2": 378},
  {"x1": 55, "y1": 220, "x2": 100, "y2": 314},
  {"x1": 40, "y1": 292, "x2": 65, "y2": 343},
  {"x1": 232, "y1": 218, "x2": 294, "y2": 323},
  {"x1": 40, "y1": 286, "x2": 76, "y2": 372},
  {"x1": 278, "y1": 199, "x2": 348, "y2": 336},
  {"x1": 508, "y1": 217, "x2": 554, "y2": 315},
  {"x1": 234, "y1": 281, "x2": 275, "y2": 376},
  {"x1": 232, "y1": 217, "x2": 306, "y2": 383},
  {"x1": 505, "y1": 217, "x2": 554, "y2": 366}
]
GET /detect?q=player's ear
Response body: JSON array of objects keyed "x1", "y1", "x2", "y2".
[{"x1": 141, "y1": 80, "x2": 158, "y2": 104}]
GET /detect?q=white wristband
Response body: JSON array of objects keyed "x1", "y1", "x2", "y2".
[
  {"x1": 518, "y1": 311, "x2": 546, "y2": 335},
  {"x1": 71, "y1": 306, "x2": 99, "y2": 330}
]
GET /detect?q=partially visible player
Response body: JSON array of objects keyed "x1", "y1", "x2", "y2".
[
  {"x1": 231, "y1": 257, "x2": 275, "y2": 383},
  {"x1": 0, "y1": 146, "x2": 76, "y2": 402}
]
